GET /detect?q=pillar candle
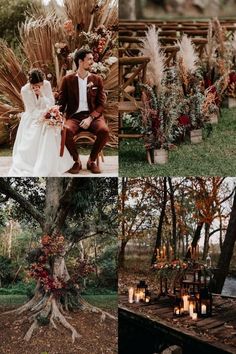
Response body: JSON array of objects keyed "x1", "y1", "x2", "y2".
[
  {"x1": 192, "y1": 313, "x2": 197, "y2": 320},
  {"x1": 134, "y1": 291, "x2": 140, "y2": 303},
  {"x1": 201, "y1": 304, "x2": 207, "y2": 315},
  {"x1": 182, "y1": 295, "x2": 189, "y2": 312},
  {"x1": 128, "y1": 287, "x2": 134, "y2": 303},
  {"x1": 189, "y1": 304, "x2": 194, "y2": 317}
]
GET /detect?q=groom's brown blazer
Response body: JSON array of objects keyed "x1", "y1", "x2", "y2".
[{"x1": 58, "y1": 73, "x2": 106, "y2": 119}]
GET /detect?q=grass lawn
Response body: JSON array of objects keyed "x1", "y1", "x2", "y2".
[
  {"x1": 119, "y1": 107, "x2": 236, "y2": 176},
  {"x1": 0, "y1": 294, "x2": 27, "y2": 307},
  {"x1": 0, "y1": 294, "x2": 117, "y2": 310},
  {"x1": 0, "y1": 146, "x2": 118, "y2": 157}
]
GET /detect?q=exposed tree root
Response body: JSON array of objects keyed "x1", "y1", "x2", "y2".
[
  {"x1": 1, "y1": 283, "x2": 115, "y2": 343},
  {"x1": 51, "y1": 298, "x2": 81, "y2": 343},
  {"x1": 77, "y1": 294, "x2": 117, "y2": 321},
  {"x1": 0, "y1": 281, "x2": 42, "y2": 316},
  {"x1": 24, "y1": 320, "x2": 39, "y2": 342},
  {"x1": 22, "y1": 296, "x2": 81, "y2": 343}
]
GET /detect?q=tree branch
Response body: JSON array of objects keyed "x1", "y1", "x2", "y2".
[
  {"x1": 0, "y1": 179, "x2": 45, "y2": 228},
  {"x1": 53, "y1": 179, "x2": 79, "y2": 234}
]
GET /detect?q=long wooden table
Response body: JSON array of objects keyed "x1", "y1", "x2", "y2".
[{"x1": 119, "y1": 294, "x2": 236, "y2": 354}]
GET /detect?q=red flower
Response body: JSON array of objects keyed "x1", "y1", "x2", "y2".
[
  {"x1": 178, "y1": 114, "x2": 190, "y2": 126},
  {"x1": 208, "y1": 85, "x2": 220, "y2": 106}
]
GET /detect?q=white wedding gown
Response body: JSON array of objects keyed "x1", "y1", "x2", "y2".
[{"x1": 8, "y1": 80, "x2": 73, "y2": 177}]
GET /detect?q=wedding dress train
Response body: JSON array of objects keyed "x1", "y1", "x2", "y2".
[{"x1": 8, "y1": 80, "x2": 73, "y2": 177}]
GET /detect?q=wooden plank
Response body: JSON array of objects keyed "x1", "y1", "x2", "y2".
[
  {"x1": 119, "y1": 134, "x2": 143, "y2": 139},
  {"x1": 119, "y1": 56, "x2": 150, "y2": 65}
]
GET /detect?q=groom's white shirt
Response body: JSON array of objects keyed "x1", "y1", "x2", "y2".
[{"x1": 75, "y1": 74, "x2": 89, "y2": 113}]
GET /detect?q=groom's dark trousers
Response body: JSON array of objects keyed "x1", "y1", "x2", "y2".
[{"x1": 65, "y1": 111, "x2": 109, "y2": 162}]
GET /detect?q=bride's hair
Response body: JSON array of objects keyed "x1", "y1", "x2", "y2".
[{"x1": 28, "y1": 69, "x2": 45, "y2": 84}]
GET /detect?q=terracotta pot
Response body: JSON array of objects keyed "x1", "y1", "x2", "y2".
[
  {"x1": 190, "y1": 129, "x2": 203, "y2": 144},
  {"x1": 209, "y1": 112, "x2": 218, "y2": 124},
  {"x1": 153, "y1": 149, "x2": 168, "y2": 164},
  {"x1": 223, "y1": 97, "x2": 236, "y2": 108}
]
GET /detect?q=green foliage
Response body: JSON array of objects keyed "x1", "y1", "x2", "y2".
[
  {"x1": 0, "y1": 0, "x2": 31, "y2": 48},
  {"x1": 96, "y1": 244, "x2": 117, "y2": 290},
  {"x1": 0, "y1": 255, "x2": 13, "y2": 286},
  {"x1": 0, "y1": 280, "x2": 36, "y2": 297}
]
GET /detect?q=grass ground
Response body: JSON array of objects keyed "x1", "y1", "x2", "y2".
[
  {"x1": 119, "y1": 107, "x2": 236, "y2": 176},
  {"x1": 0, "y1": 294, "x2": 117, "y2": 310}
]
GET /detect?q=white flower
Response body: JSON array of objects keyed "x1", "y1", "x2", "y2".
[
  {"x1": 87, "y1": 82, "x2": 94, "y2": 88},
  {"x1": 105, "y1": 56, "x2": 118, "y2": 66},
  {"x1": 56, "y1": 48, "x2": 61, "y2": 54},
  {"x1": 66, "y1": 70, "x2": 74, "y2": 76}
]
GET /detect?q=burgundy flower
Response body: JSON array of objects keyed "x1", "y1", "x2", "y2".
[
  {"x1": 178, "y1": 114, "x2": 190, "y2": 126},
  {"x1": 204, "y1": 78, "x2": 212, "y2": 89},
  {"x1": 229, "y1": 71, "x2": 236, "y2": 84}
]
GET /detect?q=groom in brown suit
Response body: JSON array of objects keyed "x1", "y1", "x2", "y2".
[{"x1": 58, "y1": 48, "x2": 109, "y2": 174}]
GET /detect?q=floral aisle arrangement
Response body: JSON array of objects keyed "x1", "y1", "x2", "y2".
[
  {"x1": 202, "y1": 18, "x2": 234, "y2": 107},
  {"x1": 0, "y1": 0, "x2": 118, "y2": 147},
  {"x1": 138, "y1": 25, "x2": 231, "y2": 160}
]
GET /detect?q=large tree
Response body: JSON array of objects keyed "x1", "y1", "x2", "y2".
[
  {"x1": 0, "y1": 177, "x2": 117, "y2": 342},
  {"x1": 213, "y1": 190, "x2": 236, "y2": 293}
]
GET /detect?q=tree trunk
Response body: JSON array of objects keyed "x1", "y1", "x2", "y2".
[
  {"x1": 213, "y1": 192, "x2": 236, "y2": 294},
  {"x1": 185, "y1": 222, "x2": 203, "y2": 259},
  {"x1": 168, "y1": 177, "x2": 177, "y2": 258},
  {"x1": 7, "y1": 219, "x2": 13, "y2": 259},
  {"x1": 151, "y1": 177, "x2": 167, "y2": 264},
  {"x1": 0, "y1": 178, "x2": 116, "y2": 342},
  {"x1": 202, "y1": 223, "x2": 210, "y2": 260},
  {"x1": 118, "y1": 239, "x2": 128, "y2": 268}
]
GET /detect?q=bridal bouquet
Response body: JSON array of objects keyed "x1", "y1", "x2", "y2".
[{"x1": 42, "y1": 105, "x2": 64, "y2": 128}]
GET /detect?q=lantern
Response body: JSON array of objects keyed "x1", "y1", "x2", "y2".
[
  {"x1": 188, "y1": 293, "x2": 199, "y2": 317},
  {"x1": 137, "y1": 280, "x2": 147, "y2": 301},
  {"x1": 199, "y1": 288, "x2": 212, "y2": 317},
  {"x1": 173, "y1": 297, "x2": 184, "y2": 317},
  {"x1": 145, "y1": 290, "x2": 151, "y2": 303}
]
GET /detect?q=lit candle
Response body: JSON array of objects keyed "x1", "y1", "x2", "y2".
[
  {"x1": 189, "y1": 304, "x2": 194, "y2": 317},
  {"x1": 192, "y1": 313, "x2": 198, "y2": 320},
  {"x1": 174, "y1": 307, "x2": 180, "y2": 315},
  {"x1": 134, "y1": 291, "x2": 140, "y2": 303},
  {"x1": 145, "y1": 296, "x2": 150, "y2": 303},
  {"x1": 128, "y1": 287, "x2": 134, "y2": 303},
  {"x1": 201, "y1": 304, "x2": 207, "y2": 315},
  {"x1": 182, "y1": 295, "x2": 189, "y2": 312},
  {"x1": 163, "y1": 245, "x2": 166, "y2": 258},
  {"x1": 139, "y1": 290, "x2": 145, "y2": 301}
]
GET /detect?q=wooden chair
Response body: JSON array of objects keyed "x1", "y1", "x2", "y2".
[{"x1": 73, "y1": 132, "x2": 105, "y2": 168}]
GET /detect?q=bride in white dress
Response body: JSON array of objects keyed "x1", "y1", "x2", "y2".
[{"x1": 8, "y1": 69, "x2": 73, "y2": 177}]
